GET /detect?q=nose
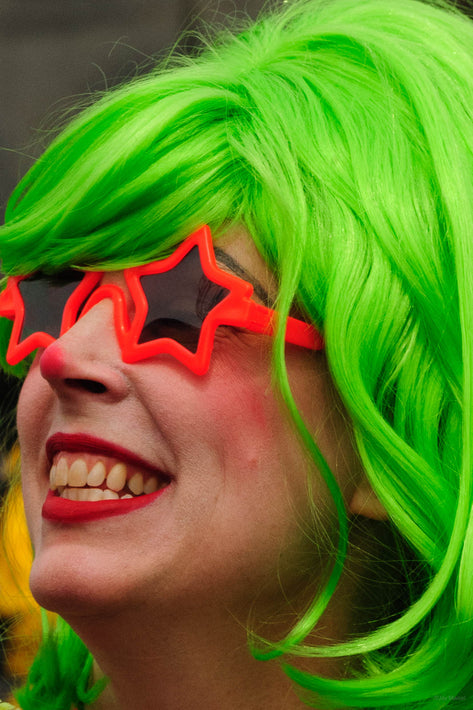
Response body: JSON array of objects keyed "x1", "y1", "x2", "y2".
[{"x1": 39, "y1": 296, "x2": 129, "y2": 401}]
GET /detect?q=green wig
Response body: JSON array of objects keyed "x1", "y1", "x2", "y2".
[{"x1": 1, "y1": 0, "x2": 473, "y2": 707}]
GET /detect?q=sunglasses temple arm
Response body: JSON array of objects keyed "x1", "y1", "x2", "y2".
[
  {"x1": 0, "y1": 282, "x2": 16, "y2": 319},
  {"x1": 241, "y1": 301, "x2": 324, "y2": 351}
]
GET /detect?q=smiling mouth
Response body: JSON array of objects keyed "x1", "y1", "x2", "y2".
[
  {"x1": 43, "y1": 433, "x2": 172, "y2": 521},
  {"x1": 50, "y1": 453, "x2": 171, "y2": 502}
]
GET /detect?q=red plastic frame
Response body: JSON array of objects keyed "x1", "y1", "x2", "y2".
[{"x1": 0, "y1": 225, "x2": 324, "y2": 375}]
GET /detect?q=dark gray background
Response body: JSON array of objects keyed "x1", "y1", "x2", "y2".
[{"x1": 0, "y1": 0, "x2": 266, "y2": 214}]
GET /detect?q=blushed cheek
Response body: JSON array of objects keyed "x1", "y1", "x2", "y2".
[
  {"x1": 203, "y1": 367, "x2": 290, "y2": 474},
  {"x1": 244, "y1": 386, "x2": 274, "y2": 430}
]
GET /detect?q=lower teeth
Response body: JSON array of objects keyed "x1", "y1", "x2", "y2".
[{"x1": 58, "y1": 488, "x2": 138, "y2": 502}]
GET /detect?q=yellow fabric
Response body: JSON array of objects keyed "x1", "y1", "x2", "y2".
[{"x1": 0, "y1": 448, "x2": 46, "y2": 681}]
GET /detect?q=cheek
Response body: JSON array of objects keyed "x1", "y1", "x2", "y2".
[
  {"x1": 210, "y1": 380, "x2": 273, "y2": 437},
  {"x1": 17, "y1": 364, "x2": 50, "y2": 451},
  {"x1": 201, "y1": 360, "x2": 286, "y2": 470},
  {"x1": 197, "y1": 359, "x2": 317, "y2": 550},
  {"x1": 17, "y1": 374, "x2": 37, "y2": 455},
  {"x1": 16, "y1": 367, "x2": 52, "y2": 533}
]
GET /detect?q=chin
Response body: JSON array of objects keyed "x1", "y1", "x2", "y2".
[{"x1": 28, "y1": 544, "x2": 134, "y2": 618}]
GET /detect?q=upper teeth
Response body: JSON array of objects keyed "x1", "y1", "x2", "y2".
[{"x1": 50, "y1": 454, "x2": 163, "y2": 501}]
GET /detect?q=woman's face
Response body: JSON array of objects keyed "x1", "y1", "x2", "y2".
[{"x1": 17, "y1": 227, "x2": 360, "y2": 622}]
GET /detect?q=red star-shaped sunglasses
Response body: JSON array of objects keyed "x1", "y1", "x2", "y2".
[{"x1": 0, "y1": 225, "x2": 324, "y2": 375}]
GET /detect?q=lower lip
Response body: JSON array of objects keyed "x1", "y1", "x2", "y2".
[{"x1": 42, "y1": 488, "x2": 166, "y2": 523}]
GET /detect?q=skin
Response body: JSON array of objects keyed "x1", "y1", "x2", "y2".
[{"x1": 17, "y1": 227, "x2": 384, "y2": 710}]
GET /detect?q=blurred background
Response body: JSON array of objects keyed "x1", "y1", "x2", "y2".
[
  {"x1": 0, "y1": 0, "x2": 266, "y2": 699},
  {"x1": 0, "y1": 0, "x2": 267, "y2": 213}
]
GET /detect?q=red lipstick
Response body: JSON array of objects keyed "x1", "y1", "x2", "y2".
[{"x1": 42, "y1": 488, "x2": 165, "y2": 523}]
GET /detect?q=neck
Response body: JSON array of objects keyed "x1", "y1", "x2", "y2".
[
  {"x1": 73, "y1": 605, "x2": 311, "y2": 710},
  {"x1": 60, "y1": 564, "x2": 357, "y2": 710}
]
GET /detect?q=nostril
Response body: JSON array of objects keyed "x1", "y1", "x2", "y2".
[{"x1": 64, "y1": 378, "x2": 107, "y2": 394}]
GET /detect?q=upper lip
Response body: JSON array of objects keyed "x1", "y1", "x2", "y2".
[{"x1": 46, "y1": 432, "x2": 170, "y2": 477}]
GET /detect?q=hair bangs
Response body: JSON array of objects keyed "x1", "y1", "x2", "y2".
[{"x1": 1, "y1": 78, "x2": 257, "y2": 274}]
